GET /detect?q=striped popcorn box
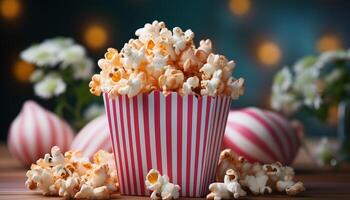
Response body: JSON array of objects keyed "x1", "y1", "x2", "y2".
[{"x1": 103, "y1": 91, "x2": 231, "y2": 197}]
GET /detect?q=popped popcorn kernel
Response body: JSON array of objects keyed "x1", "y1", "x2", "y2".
[
  {"x1": 89, "y1": 21, "x2": 245, "y2": 99},
  {"x1": 145, "y1": 169, "x2": 180, "y2": 200}
]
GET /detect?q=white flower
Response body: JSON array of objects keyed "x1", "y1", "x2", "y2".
[
  {"x1": 83, "y1": 104, "x2": 105, "y2": 121},
  {"x1": 316, "y1": 50, "x2": 350, "y2": 69},
  {"x1": 44, "y1": 37, "x2": 73, "y2": 48},
  {"x1": 34, "y1": 74, "x2": 66, "y2": 99},
  {"x1": 21, "y1": 44, "x2": 61, "y2": 67},
  {"x1": 272, "y1": 67, "x2": 293, "y2": 92},
  {"x1": 271, "y1": 92, "x2": 301, "y2": 115},
  {"x1": 293, "y1": 56, "x2": 318, "y2": 75},
  {"x1": 58, "y1": 45, "x2": 86, "y2": 67},
  {"x1": 314, "y1": 137, "x2": 339, "y2": 166},
  {"x1": 29, "y1": 69, "x2": 44, "y2": 83},
  {"x1": 71, "y1": 58, "x2": 94, "y2": 80},
  {"x1": 20, "y1": 37, "x2": 76, "y2": 67},
  {"x1": 325, "y1": 68, "x2": 343, "y2": 84}
]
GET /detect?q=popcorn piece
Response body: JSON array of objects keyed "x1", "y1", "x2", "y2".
[
  {"x1": 25, "y1": 167, "x2": 58, "y2": 196},
  {"x1": 57, "y1": 175, "x2": 80, "y2": 198},
  {"x1": 172, "y1": 27, "x2": 194, "y2": 55},
  {"x1": 159, "y1": 67, "x2": 185, "y2": 94},
  {"x1": 89, "y1": 75, "x2": 102, "y2": 96},
  {"x1": 178, "y1": 46, "x2": 201, "y2": 73},
  {"x1": 148, "y1": 50, "x2": 169, "y2": 78},
  {"x1": 179, "y1": 76, "x2": 199, "y2": 95},
  {"x1": 208, "y1": 169, "x2": 246, "y2": 200},
  {"x1": 285, "y1": 181, "x2": 305, "y2": 196},
  {"x1": 201, "y1": 70, "x2": 225, "y2": 96},
  {"x1": 207, "y1": 182, "x2": 232, "y2": 200},
  {"x1": 75, "y1": 184, "x2": 110, "y2": 200},
  {"x1": 226, "y1": 78, "x2": 245, "y2": 99},
  {"x1": 145, "y1": 169, "x2": 180, "y2": 200},
  {"x1": 118, "y1": 72, "x2": 146, "y2": 97},
  {"x1": 242, "y1": 174, "x2": 271, "y2": 195},
  {"x1": 121, "y1": 45, "x2": 147, "y2": 70},
  {"x1": 200, "y1": 54, "x2": 225, "y2": 80},
  {"x1": 224, "y1": 169, "x2": 246, "y2": 199},
  {"x1": 216, "y1": 149, "x2": 239, "y2": 182},
  {"x1": 135, "y1": 20, "x2": 165, "y2": 44},
  {"x1": 195, "y1": 39, "x2": 212, "y2": 63}
]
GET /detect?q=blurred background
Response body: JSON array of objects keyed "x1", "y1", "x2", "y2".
[{"x1": 1, "y1": 0, "x2": 350, "y2": 142}]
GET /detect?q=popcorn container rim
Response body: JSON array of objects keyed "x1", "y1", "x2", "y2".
[{"x1": 103, "y1": 90, "x2": 232, "y2": 197}]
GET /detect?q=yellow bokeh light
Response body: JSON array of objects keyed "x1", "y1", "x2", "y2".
[
  {"x1": 84, "y1": 25, "x2": 108, "y2": 50},
  {"x1": 13, "y1": 60, "x2": 35, "y2": 83},
  {"x1": 317, "y1": 35, "x2": 342, "y2": 52},
  {"x1": 229, "y1": 0, "x2": 251, "y2": 16},
  {"x1": 0, "y1": 0, "x2": 21, "y2": 20},
  {"x1": 257, "y1": 41, "x2": 281, "y2": 67}
]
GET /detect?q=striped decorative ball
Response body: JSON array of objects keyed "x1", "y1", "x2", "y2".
[
  {"x1": 7, "y1": 100, "x2": 74, "y2": 167},
  {"x1": 223, "y1": 107, "x2": 300, "y2": 165},
  {"x1": 71, "y1": 115, "x2": 112, "y2": 158}
]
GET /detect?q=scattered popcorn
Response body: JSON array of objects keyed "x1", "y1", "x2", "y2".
[
  {"x1": 25, "y1": 146, "x2": 118, "y2": 199},
  {"x1": 207, "y1": 169, "x2": 246, "y2": 199},
  {"x1": 210, "y1": 149, "x2": 305, "y2": 198},
  {"x1": 89, "y1": 21, "x2": 244, "y2": 99},
  {"x1": 145, "y1": 169, "x2": 180, "y2": 200}
]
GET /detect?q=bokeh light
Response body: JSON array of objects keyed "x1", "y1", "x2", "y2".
[
  {"x1": 229, "y1": 0, "x2": 251, "y2": 16},
  {"x1": 257, "y1": 41, "x2": 281, "y2": 67},
  {"x1": 83, "y1": 24, "x2": 108, "y2": 50},
  {"x1": 0, "y1": 0, "x2": 21, "y2": 20},
  {"x1": 12, "y1": 60, "x2": 34, "y2": 83},
  {"x1": 327, "y1": 104, "x2": 339, "y2": 126},
  {"x1": 317, "y1": 35, "x2": 342, "y2": 52}
]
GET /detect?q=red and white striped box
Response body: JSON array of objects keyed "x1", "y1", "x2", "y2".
[{"x1": 103, "y1": 91, "x2": 231, "y2": 197}]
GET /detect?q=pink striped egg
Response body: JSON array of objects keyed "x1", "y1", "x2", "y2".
[
  {"x1": 71, "y1": 115, "x2": 112, "y2": 158},
  {"x1": 7, "y1": 100, "x2": 74, "y2": 167},
  {"x1": 223, "y1": 107, "x2": 300, "y2": 165}
]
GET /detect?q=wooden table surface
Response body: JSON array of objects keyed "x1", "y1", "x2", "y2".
[{"x1": 1, "y1": 143, "x2": 350, "y2": 200}]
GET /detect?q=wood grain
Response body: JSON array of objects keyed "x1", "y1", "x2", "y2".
[{"x1": 1, "y1": 143, "x2": 350, "y2": 200}]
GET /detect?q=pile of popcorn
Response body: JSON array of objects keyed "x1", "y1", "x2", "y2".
[
  {"x1": 89, "y1": 21, "x2": 244, "y2": 99},
  {"x1": 25, "y1": 146, "x2": 118, "y2": 199},
  {"x1": 208, "y1": 149, "x2": 305, "y2": 199}
]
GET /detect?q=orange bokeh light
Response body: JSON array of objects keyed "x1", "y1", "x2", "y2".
[
  {"x1": 317, "y1": 35, "x2": 342, "y2": 52},
  {"x1": 13, "y1": 60, "x2": 35, "y2": 83},
  {"x1": 327, "y1": 104, "x2": 339, "y2": 126},
  {"x1": 0, "y1": 0, "x2": 21, "y2": 20},
  {"x1": 83, "y1": 24, "x2": 108, "y2": 50},
  {"x1": 257, "y1": 41, "x2": 281, "y2": 67},
  {"x1": 229, "y1": 0, "x2": 251, "y2": 16}
]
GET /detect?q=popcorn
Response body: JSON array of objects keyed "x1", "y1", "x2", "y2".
[
  {"x1": 158, "y1": 67, "x2": 185, "y2": 94},
  {"x1": 207, "y1": 169, "x2": 246, "y2": 199},
  {"x1": 210, "y1": 149, "x2": 306, "y2": 198},
  {"x1": 118, "y1": 72, "x2": 146, "y2": 97},
  {"x1": 195, "y1": 39, "x2": 212, "y2": 63},
  {"x1": 89, "y1": 21, "x2": 244, "y2": 99},
  {"x1": 25, "y1": 146, "x2": 118, "y2": 199},
  {"x1": 179, "y1": 76, "x2": 200, "y2": 95},
  {"x1": 75, "y1": 184, "x2": 110, "y2": 200},
  {"x1": 121, "y1": 45, "x2": 147, "y2": 71},
  {"x1": 145, "y1": 169, "x2": 180, "y2": 200},
  {"x1": 201, "y1": 70, "x2": 225, "y2": 96}
]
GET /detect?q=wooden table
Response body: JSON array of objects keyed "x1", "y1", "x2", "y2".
[{"x1": 1, "y1": 143, "x2": 350, "y2": 200}]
